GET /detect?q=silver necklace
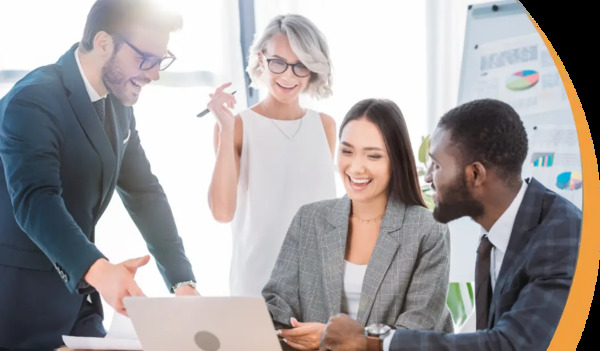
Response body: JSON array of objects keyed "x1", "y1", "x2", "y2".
[{"x1": 270, "y1": 117, "x2": 303, "y2": 140}]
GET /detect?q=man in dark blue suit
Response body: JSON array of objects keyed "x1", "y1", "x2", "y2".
[
  {"x1": 0, "y1": 0, "x2": 199, "y2": 348},
  {"x1": 319, "y1": 99, "x2": 582, "y2": 351}
]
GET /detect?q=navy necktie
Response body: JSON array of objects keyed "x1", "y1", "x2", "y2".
[
  {"x1": 93, "y1": 98, "x2": 116, "y2": 152},
  {"x1": 475, "y1": 235, "x2": 494, "y2": 330}
]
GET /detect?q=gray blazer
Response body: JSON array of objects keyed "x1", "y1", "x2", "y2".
[{"x1": 263, "y1": 196, "x2": 454, "y2": 332}]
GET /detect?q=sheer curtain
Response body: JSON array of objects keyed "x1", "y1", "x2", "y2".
[{"x1": 425, "y1": 0, "x2": 494, "y2": 130}]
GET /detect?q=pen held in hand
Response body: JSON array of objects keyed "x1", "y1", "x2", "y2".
[{"x1": 196, "y1": 90, "x2": 237, "y2": 118}]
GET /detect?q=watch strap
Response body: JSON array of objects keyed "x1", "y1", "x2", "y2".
[{"x1": 366, "y1": 335, "x2": 383, "y2": 351}]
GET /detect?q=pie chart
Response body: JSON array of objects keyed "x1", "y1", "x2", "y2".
[
  {"x1": 506, "y1": 70, "x2": 539, "y2": 91},
  {"x1": 556, "y1": 171, "x2": 583, "y2": 190}
]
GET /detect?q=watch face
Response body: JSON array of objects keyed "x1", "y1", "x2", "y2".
[{"x1": 366, "y1": 323, "x2": 391, "y2": 335}]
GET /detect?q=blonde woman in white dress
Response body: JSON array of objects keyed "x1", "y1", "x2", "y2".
[{"x1": 206, "y1": 14, "x2": 337, "y2": 297}]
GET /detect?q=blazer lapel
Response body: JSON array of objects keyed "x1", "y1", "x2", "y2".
[
  {"x1": 59, "y1": 44, "x2": 116, "y2": 203},
  {"x1": 356, "y1": 199, "x2": 405, "y2": 326},
  {"x1": 488, "y1": 178, "x2": 546, "y2": 327},
  {"x1": 319, "y1": 197, "x2": 350, "y2": 317}
]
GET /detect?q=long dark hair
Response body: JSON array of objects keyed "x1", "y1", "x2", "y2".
[{"x1": 339, "y1": 99, "x2": 426, "y2": 207}]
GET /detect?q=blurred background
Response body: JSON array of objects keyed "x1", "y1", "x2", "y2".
[{"x1": 0, "y1": 0, "x2": 521, "y2": 329}]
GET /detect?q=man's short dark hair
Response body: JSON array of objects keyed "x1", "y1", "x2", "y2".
[
  {"x1": 438, "y1": 98, "x2": 528, "y2": 181},
  {"x1": 80, "y1": 0, "x2": 183, "y2": 52}
]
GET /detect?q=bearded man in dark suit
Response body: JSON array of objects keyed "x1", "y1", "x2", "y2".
[{"x1": 0, "y1": 1, "x2": 199, "y2": 349}]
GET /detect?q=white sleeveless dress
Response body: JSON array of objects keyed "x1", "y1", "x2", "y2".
[{"x1": 230, "y1": 108, "x2": 336, "y2": 296}]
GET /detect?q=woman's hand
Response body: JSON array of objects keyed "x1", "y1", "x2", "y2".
[
  {"x1": 279, "y1": 317, "x2": 326, "y2": 350},
  {"x1": 207, "y1": 82, "x2": 237, "y2": 131}
]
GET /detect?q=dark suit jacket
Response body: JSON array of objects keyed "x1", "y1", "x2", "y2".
[
  {"x1": 0, "y1": 44, "x2": 195, "y2": 348},
  {"x1": 389, "y1": 178, "x2": 582, "y2": 351},
  {"x1": 263, "y1": 196, "x2": 454, "y2": 332}
]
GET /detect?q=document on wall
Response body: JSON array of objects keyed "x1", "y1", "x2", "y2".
[
  {"x1": 471, "y1": 33, "x2": 569, "y2": 116},
  {"x1": 62, "y1": 313, "x2": 142, "y2": 350}
]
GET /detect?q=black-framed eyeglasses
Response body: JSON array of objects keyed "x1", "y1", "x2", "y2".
[
  {"x1": 117, "y1": 36, "x2": 176, "y2": 71},
  {"x1": 266, "y1": 58, "x2": 311, "y2": 77}
]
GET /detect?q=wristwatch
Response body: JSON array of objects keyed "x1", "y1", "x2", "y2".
[
  {"x1": 171, "y1": 280, "x2": 197, "y2": 292},
  {"x1": 365, "y1": 323, "x2": 392, "y2": 351}
]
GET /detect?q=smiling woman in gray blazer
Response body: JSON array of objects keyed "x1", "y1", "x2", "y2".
[{"x1": 262, "y1": 98, "x2": 453, "y2": 350}]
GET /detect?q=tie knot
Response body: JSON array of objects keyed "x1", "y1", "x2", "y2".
[
  {"x1": 93, "y1": 98, "x2": 106, "y2": 123},
  {"x1": 477, "y1": 235, "x2": 494, "y2": 256}
]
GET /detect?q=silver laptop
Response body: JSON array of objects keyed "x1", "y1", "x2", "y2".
[{"x1": 124, "y1": 296, "x2": 282, "y2": 351}]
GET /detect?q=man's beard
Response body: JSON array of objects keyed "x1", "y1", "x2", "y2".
[
  {"x1": 433, "y1": 172, "x2": 484, "y2": 223},
  {"x1": 101, "y1": 53, "x2": 140, "y2": 106}
]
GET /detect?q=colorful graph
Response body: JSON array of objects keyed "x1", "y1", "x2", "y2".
[
  {"x1": 506, "y1": 70, "x2": 539, "y2": 91},
  {"x1": 556, "y1": 171, "x2": 583, "y2": 191},
  {"x1": 531, "y1": 152, "x2": 554, "y2": 167}
]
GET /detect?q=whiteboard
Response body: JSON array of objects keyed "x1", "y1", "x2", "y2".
[{"x1": 449, "y1": 0, "x2": 582, "y2": 282}]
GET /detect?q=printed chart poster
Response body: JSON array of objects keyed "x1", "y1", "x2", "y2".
[
  {"x1": 524, "y1": 124, "x2": 582, "y2": 209},
  {"x1": 475, "y1": 33, "x2": 569, "y2": 116},
  {"x1": 473, "y1": 34, "x2": 581, "y2": 209}
]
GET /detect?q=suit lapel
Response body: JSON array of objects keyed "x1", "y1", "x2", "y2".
[
  {"x1": 319, "y1": 197, "x2": 350, "y2": 317},
  {"x1": 488, "y1": 178, "x2": 546, "y2": 327},
  {"x1": 59, "y1": 44, "x2": 116, "y2": 204},
  {"x1": 356, "y1": 199, "x2": 404, "y2": 325}
]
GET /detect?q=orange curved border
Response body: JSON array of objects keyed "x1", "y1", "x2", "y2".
[{"x1": 526, "y1": 14, "x2": 600, "y2": 351}]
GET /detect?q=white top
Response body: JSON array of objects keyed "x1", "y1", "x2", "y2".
[
  {"x1": 230, "y1": 108, "x2": 337, "y2": 296},
  {"x1": 341, "y1": 260, "x2": 368, "y2": 320},
  {"x1": 483, "y1": 180, "x2": 527, "y2": 290}
]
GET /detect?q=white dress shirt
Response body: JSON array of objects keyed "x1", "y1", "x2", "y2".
[
  {"x1": 74, "y1": 48, "x2": 106, "y2": 102},
  {"x1": 484, "y1": 180, "x2": 527, "y2": 290}
]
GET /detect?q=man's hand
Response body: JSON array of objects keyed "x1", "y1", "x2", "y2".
[
  {"x1": 279, "y1": 317, "x2": 325, "y2": 350},
  {"x1": 84, "y1": 255, "x2": 150, "y2": 316},
  {"x1": 174, "y1": 284, "x2": 200, "y2": 296},
  {"x1": 319, "y1": 314, "x2": 367, "y2": 351}
]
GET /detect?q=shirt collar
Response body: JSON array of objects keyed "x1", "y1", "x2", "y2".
[
  {"x1": 74, "y1": 48, "x2": 107, "y2": 102},
  {"x1": 482, "y1": 180, "x2": 528, "y2": 254}
]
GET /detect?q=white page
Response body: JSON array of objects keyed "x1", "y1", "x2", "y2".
[{"x1": 62, "y1": 313, "x2": 142, "y2": 350}]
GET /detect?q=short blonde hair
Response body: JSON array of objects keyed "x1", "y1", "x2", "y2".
[{"x1": 247, "y1": 14, "x2": 332, "y2": 99}]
